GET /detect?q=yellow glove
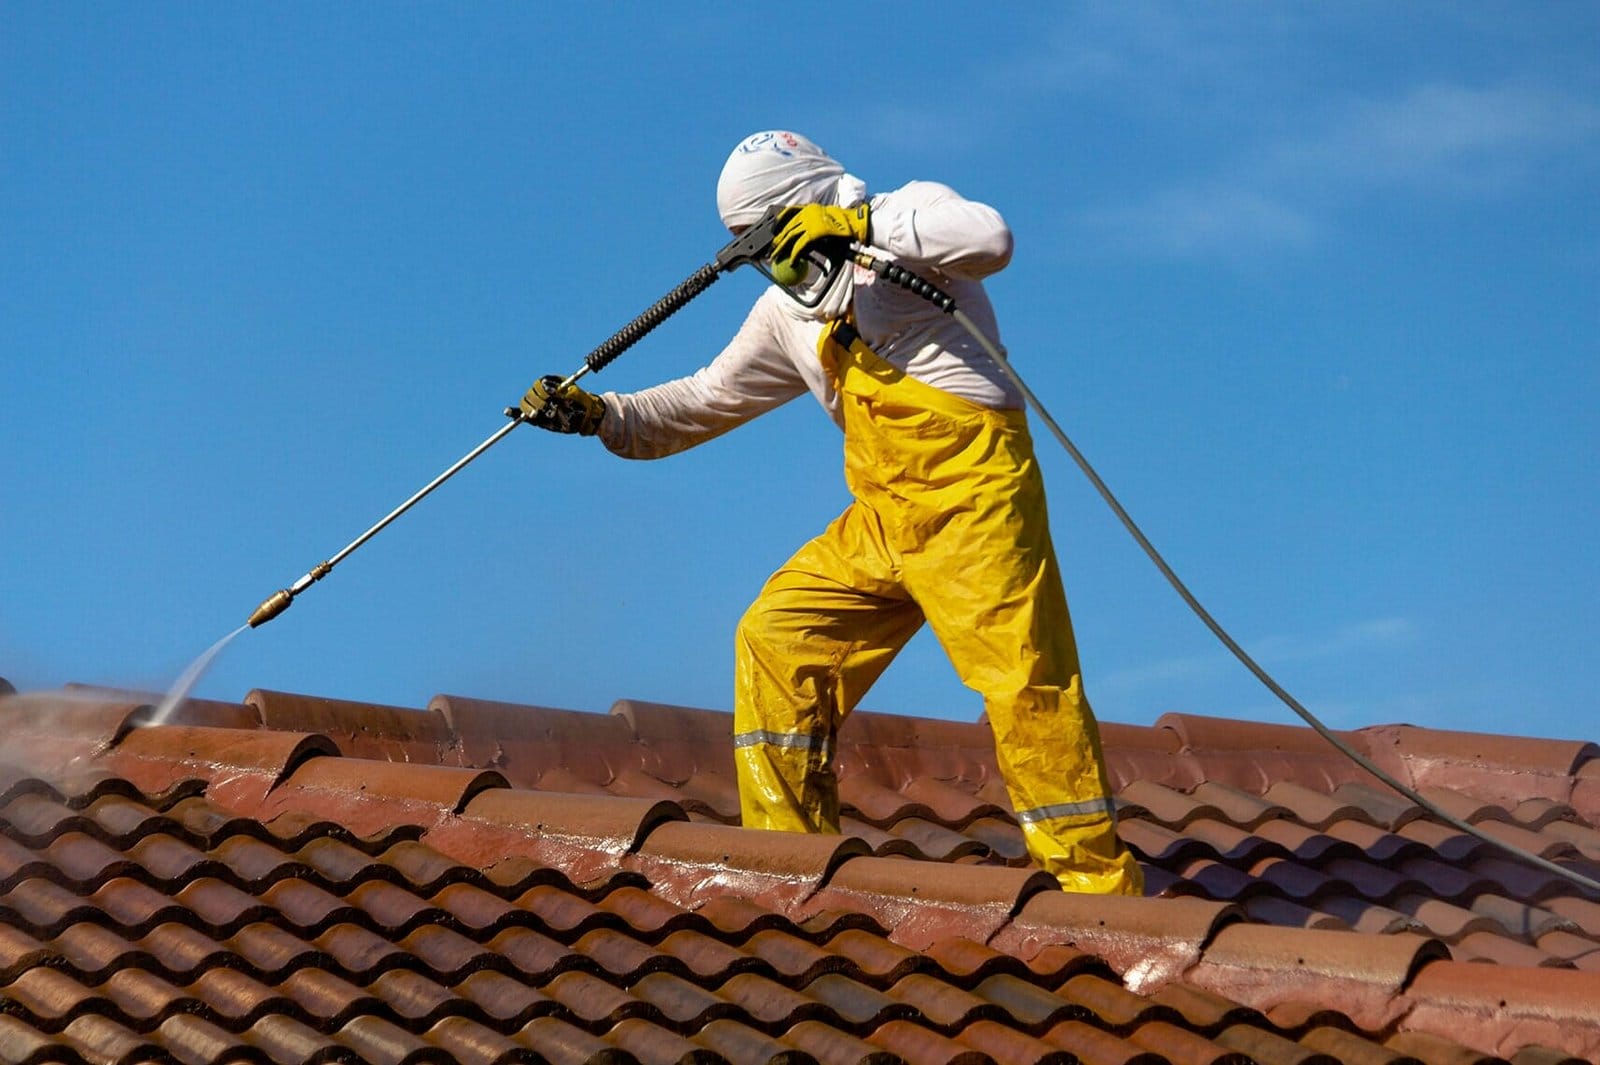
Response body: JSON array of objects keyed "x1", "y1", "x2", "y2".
[
  {"x1": 770, "y1": 203, "x2": 870, "y2": 275},
  {"x1": 520, "y1": 375, "x2": 606, "y2": 436}
]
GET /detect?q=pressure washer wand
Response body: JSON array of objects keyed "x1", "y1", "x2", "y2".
[{"x1": 246, "y1": 208, "x2": 799, "y2": 629}]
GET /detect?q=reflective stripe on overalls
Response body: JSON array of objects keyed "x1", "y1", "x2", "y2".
[{"x1": 732, "y1": 319, "x2": 1143, "y2": 896}]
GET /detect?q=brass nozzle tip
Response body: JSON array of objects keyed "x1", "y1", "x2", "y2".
[{"x1": 248, "y1": 589, "x2": 294, "y2": 628}]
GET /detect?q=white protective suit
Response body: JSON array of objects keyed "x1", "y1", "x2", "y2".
[
  {"x1": 595, "y1": 131, "x2": 1142, "y2": 896},
  {"x1": 599, "y1": 135, "x2": 1021, "y2": 457}
]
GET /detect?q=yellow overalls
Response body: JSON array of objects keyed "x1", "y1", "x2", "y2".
[{"x1": 733, "y1": 319, "x2": 1143, "y2": 896}]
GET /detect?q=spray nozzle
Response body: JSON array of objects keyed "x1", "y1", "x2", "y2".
[{"x1": 247, "y1": 589, "x2": 294, "y2": 628}]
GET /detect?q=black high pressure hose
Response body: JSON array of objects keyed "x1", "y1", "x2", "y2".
[
  {"x1": 853, "y1": 249, "x2": 1600, "y2": 896},
  {"x1": 241, "y1": 213, "x2": 1597, "y2": 897},
  {"x1": 584, "y1": 264, "x2": 721, "y2": 375}
]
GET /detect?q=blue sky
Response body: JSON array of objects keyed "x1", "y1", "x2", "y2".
[{"x1": 4, "y1": 5, "x2": 1596, "y2": 742}]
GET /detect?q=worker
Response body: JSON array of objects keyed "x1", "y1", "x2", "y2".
[{"x1": 524, "y1": 130, "x2": 1142, "y2": 896}]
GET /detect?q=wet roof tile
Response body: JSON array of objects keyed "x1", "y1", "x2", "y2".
[
  {"x1": 804, "y1": 856, "x2": 1057, "y2": 951},
  {"x1": 1188, "y1": 923, "x2": 1448, "y2": 1033},
  {"x1": 4, "y1": 685, "x2": 1600, "y2": 1061},
  {"x1": 1404, "y1": 960, "x2": 1600, "y2": 1059}
]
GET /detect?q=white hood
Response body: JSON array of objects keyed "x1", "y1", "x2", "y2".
[
  {"x1": 716, "y1": 131, "x2": 869, "y2": 320},
  {"x1": 715, "y1": 131, "x2": 868, "y2": 229}
]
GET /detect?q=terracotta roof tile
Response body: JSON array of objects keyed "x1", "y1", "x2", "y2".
[
  {"x1": 1240, "y1": 895, "x2": 1349, "y2": 931},
  {"x1": 1391, "y1": 818, "x2": 1484, "y2": 863},
  {"x1": 1118, "y1": 817, "x2": 1208, "y2": 865},
  {"x1": 993, "y1": 892, "x2": 1240, "y2": 991},
  {"x1": 959, "y1": 1019, "x2": 1080, "y2": 1064},
  {"x1": 1117, "y1": 1023, "x2": 1242, "y2": 1065},
  {"x1": 1119, "y1": 779, "x2": 1224, "y2": 828},
  {"x1": 1450, "y1": 929, "x2": 1572, "y2": 967},
  {"x1": 632, "y1": 819, "x2": 868, "y2": 916},
  {"x1": 1187, "y1": 923, "x2": 1447, "y2": 1033},
  {"x1": 1404, "y1": 960, "x2": 1600, "y2": 1059},
  {"x1": 866, "y1": 1017, "x2": 994, "y2": 1064},
  {"x1": 1541, "y1": 818, "x2": 1600, "y2": 861},
  {"x1": 1260, "y1": 781, "x2": 1372, "y2": 830},
  {"x1": 804, "y1": 856, "x2": 1055, "y2": 951},
  {"x1": 1215, "y1": 1022, "x2": 1343, "y2": 1065},
  {"x1": 3, "y1": 684, "x2": 1599, "y2": 1061},
  {"x1": 1041, "y1": 1018, "x2": 1169, "y2": 1065},
  {"x1": 105, "y1": 723, "x2": 337, "y2": 807},
  {"x1": 1253, "y1": 818, "x2": 1366, "y2": 863},
  {"x1": 246, "y1": 688, "x2": 455, "y2": 764},
  {"x1": 782, "y1": 1017, "x2": 902, "y2": 1065}
]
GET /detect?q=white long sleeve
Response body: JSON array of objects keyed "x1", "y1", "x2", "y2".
[
  {"x1": 598, "y1": 292, "x2": 826, "y2": 460},
  {"x1": 599, "y1": 180, "x2": 1022, "y2": 461},
  {"x1": 868, "y1": 180, "x2": 1013, "y2": 280}
]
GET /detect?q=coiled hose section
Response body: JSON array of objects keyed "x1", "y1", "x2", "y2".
[{"x1": 585, "y1": 264, "x2": 721, "y2": 374}]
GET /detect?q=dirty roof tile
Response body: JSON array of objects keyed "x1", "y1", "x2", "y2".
[
  {"x1": 1536, "y1": 929, "x2": 1600, "y2": 967},
  {"x1": 773, "y1": 1017, "x2": 896, "y2": 1065},
  {"x1": 1468, "y1": 893, "x2": 1578, "y2": 940},
  {"x1": 1119, "y1": 779, "x2": 1223, "y2": 828},
  {"x1": 634, "y1": 968, "x2": 746, "y2": 1029},
  {"x1": 703, "y1": 970, "x2": 823, "y2": 1031},
  {"x1": 885, "y1": 816, "x2": 992, "y2": 862},
  {"x1": 233, "y1": 920, "x2": 336, "y2": 979},
  {"x1": 488, "y1": 926, "x2": 594, "y2": 985},
  {"x1": 1040, "y1": 1018, "x2": 1168, "y2": 1065},
  {"x1": 967, "y1": 971, "x2": 1083, "y2": 1028},
  {"x1": 1118, "y1": 817, "x2": 1207, "y2": 865},
  {"x1": 1129, "y1": 1018, "x2": 1256, "y2": 1064},
  {"x1": 644, "y1": 928, "x2": 756, "y2": 984},
  {"x1": 1061, "y1": 969, "x2": 1183, "y2": 1029},
  {"x1": 1190, "y1": 781, "x2": 1293, "y2": 827},
  {"x1": 600, "y1": 1015, "x2": 709, "y2": 1065},
  {"x1": 1392, "y1": 818, "x2": 1484, "y2": 863},
  {"x1": 822, "y1": 926, "x2": 931, "y2": 986},
  {"x1": 960, "y1": 814, "x2": 1030, "y2": 863},
  {"x1": 1184, "y1": 817, "x2": 1284, "y2": 863},
  {"x1": 1541, "y1": 818, "x2": 1600, "y2": 861},
  {"x1": 1241, "y1": 894, "x2": 1350, "y2": 931},
  {"x1": 865, "y1": 1017, "x2": 987, "y2": 1062},
  {"x1": 1171, "y1": 857, "x2": 1263, "y2": 900},
  {"x1": 1404, "y1": 960, "x2": 1600, "y2": 1059},
  {"x1": 882, "y1": 971, "x2": 1002, "y2": 1028},
  {"x1": 736, "y1": 927, "x2": 846, "y2": 985},
  {"x1": 1471, "y1": 854, "x2": 1579, "y2": 902},
  {"x1": 1450, "y1": 930, "x2": 1573, "y2": 968},
  {"x1": 958, "y1": 1018, "x2": 1079, "y2": 1064},
  {"x1": 1314, "y1": 896, "x2": 1421, "y2": 936},
  {"x1": 3, "y1": 683, "x2": 1599, "y2": 1062},
  {"x1": 1333, "y1": 782, "x2": 1427, "y2": 831},
  {"x1": 1215, "y1": 1022, "x2": 1342, "y2": 1065}
]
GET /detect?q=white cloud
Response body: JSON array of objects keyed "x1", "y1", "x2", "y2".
[
  {"x1": 1076, "y1": 80, "x2": 1600, "y2": 258},
  {"x1": 1077, "y1": 187, "x2": 1317, "y2": 258},
  {"x1": 1273, "y1": 82, "x2": 1600, "y2": 195},
  {"x1": 1249, "y1": 615, "x2": 1418, "y2": 663},
  {"x1": 1095, "y1": 615, "x2": 1417, "y2": 697}
]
